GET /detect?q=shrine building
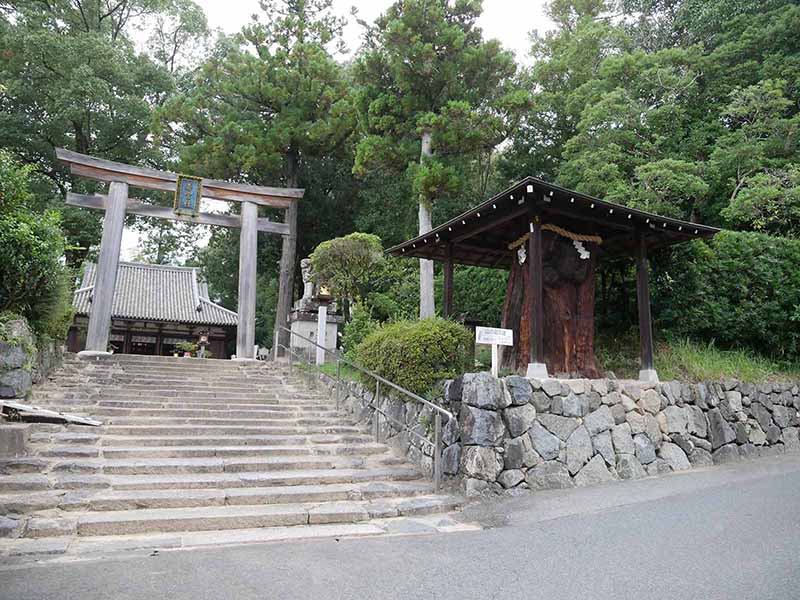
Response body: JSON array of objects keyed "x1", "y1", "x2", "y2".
[
  {"x1": 67, "y1": 262, "x2": 237, "y2": 358},
  {"x1": 388, "y1": 177, "x2": 720, "y2": 382}
]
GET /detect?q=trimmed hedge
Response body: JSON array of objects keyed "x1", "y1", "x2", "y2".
[
  {"x1": 653, "y1": 230, "x2": 800, "y2": 359},
  {"x1": 355, "y1": 318, "x2": 473, "y2": 395}
]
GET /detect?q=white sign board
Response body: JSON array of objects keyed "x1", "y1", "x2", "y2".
[
  {"x1": 475, "y1": 327, "x2": 514, "y2": 347},
  {"x1": 475, "y1": 327, "x2": 514, "y2": 377}
]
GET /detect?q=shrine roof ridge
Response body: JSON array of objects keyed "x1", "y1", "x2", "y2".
[{"x1": 387, "y1": 176, "x2": 721, "y2": 267}]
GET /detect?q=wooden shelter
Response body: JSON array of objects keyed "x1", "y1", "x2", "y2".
[
  {"x1": 387, "y1": 177, "x2": 719, "y2": 381},
  {"x1": 56, "y1": 149, "x2": 304, "y2": 361}
]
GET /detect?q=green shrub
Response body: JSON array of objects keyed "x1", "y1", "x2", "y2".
[
  {"x1": 355, "y1": 318, "x2": 473, "y2": 395},
  {"x1": 0, "y1": 153, "x2": 73, "y2": 342},
  {"x1": 341, "y1": 301, "x2": 378, "y2": 357},
  {"x1": 652, "y1": 230, "x2": 800, "y2": 359}
]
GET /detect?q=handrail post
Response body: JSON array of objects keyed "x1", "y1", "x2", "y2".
[
  {"x1": 336, "y1": 359, "x2": 341, "y2": 411},
  {"x1": 434, "y1": 412, "x2": 442, "y2": 493},
  {"x1": 287, "y1": 346, "x2": 292, "y2": 378},
  {"x1": 374, "y1": 381, "x2": 381, "y2": 443}
]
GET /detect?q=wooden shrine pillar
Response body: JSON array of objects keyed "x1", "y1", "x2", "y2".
[
  {"x1": 636, "y1": 234, "x2": 658, "y2": 382},
  {"x1": 442, "y1": 244, "x2": 454, "y2": 319},
  {"x1": 274, "y1": 200, "x2": 298, "y2": 356},
  {"x1": 236, "y1": 201, "x2": 259, "y2": 360},
  {"x1": 82, "y1": 182, "x2": 128, "y2": 355},
  {"x1": 526, "y1": 211, "x2": 548, "y2": 379}
]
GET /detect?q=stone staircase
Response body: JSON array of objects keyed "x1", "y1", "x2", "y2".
[{"x1": 0, "y1": 354, "x2": 465, "y2": 558}]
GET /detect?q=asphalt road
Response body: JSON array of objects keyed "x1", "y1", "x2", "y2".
[{"x1": 3, "y1": 454, "x2": 800, "y2": 600}]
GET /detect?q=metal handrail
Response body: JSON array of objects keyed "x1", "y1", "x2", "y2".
[{"x1": 275, "y1": 325, "x2": 450, "y2": 491}]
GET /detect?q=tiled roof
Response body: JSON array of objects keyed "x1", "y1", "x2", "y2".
[{"x1": 73, "y1": 262, "x2": 238, "y2": 327}]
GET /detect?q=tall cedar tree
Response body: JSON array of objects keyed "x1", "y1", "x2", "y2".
[{"x1": 352, "y1": 0, "x2": 529, "y2": 318}]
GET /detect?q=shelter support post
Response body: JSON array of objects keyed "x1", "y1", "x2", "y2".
[
  {"x1": 526, "y1": 211, "x2": 549, "y2": 379},
  {"x1": 636, "y1": 234, "x2": 658, "y2": 382},
  {"x1": 236, "y1": 200, "x2": 259, "y2": 360},
  {"x1": 81, "y1": 181, "x2": 128, "y2": 356},
  {"x1": 442, "y1": 244, "x2": 454, "y2": 319}
]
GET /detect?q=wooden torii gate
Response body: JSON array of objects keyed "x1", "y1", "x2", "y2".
[{"x1": 56, "y1": 149, "x2": 304, "y2": 361}]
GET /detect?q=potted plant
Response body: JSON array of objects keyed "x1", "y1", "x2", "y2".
[{"x1": 175, "y1": 341, "x2": 198, "y2": 357}]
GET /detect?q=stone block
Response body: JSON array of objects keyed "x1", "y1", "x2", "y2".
[
  {"x1": 530, "y1": 391, "x2": 551, "y2": 412},
  {"x1": 504, "y1": 435, "x2": 539, "y2": 470},
  {"x1": 584, "y1": 405, "x2": 614, "y2": 436},
  {"x1": 498, "y1": 469, "x2": 525, "y2": 489},
  {"x1": 689, "y1": 448, "x2": 713, "y2": 467},
  {"x1": 460, "y1": 446, "x2": 503, "y2": 482},
  {"x1": 504, "y1": 376, "x2": 532, "y2": 406},
  {"x1": 562, "y1": 393, "x2": 589, "y2": 418},
  {"x1": 611, "y1": 423, "x2": 635, "y2": 455},
  {"x1": 537, "y1": 414, "x2": 579, "y2": 441},
  {"x1": 541, "y1": 379, "x2": 566, "y2": 397},
  {"x1": 502, "y1": 403, "x2": 537, "y2": 438},
  {"x1": 771, "y1": 406, "x2": 791, "y2": 428},
  {"x1": 0, "y1": 368, "x2": 32, "y2": 398},
  {"x1": 462, "y1": 372, "x2": 508, "y2": 410},
  {"x1": 707, "y1": 408, "x2": 736, "y2": 449},
  {"x1": 0, "y1": 341, "x2": 28, "y2": 370},
  {"x1": 660, "y1": 405, "x2": 688, "y2": 435},
  {"x1": 633, "y1": 433, "x2": 656, "y2": 465},
  {"x1": 442, "y1": 444, "x2": 461, "y2": 475},
  {"x1": 616, "y1": 454, "x2": 646, "y2": 479},
  {"x1": 610, "y1": 403, "x2": 626, "y2": 425},
  {"x1": 638, "y1": 389, "x2": 662, "y2": 415},
  {"x1": 592, "y1": 430, "x2": 615, "y2": 466},
  {"x1": 657, "y1": 442, "x2": 690, "y2": 471},
  {"x1": 574, "y1": 454, "x2": 615, "y2": 487},
  {"x1": 526, "y1": 460, "x2": 574, "y2": 491},
  {"x1": 528, "y1": 422, "x2": 560, "y2": 461},
  {"x1": 459, "y1": 404, "x2": 506, "y2": 446},
  {"x1": 566, "y1": 425, "x2": 592, "y2": 475},
  {"x1": 0, "y1": 424, "x2": 30, "y2": 458},
  {"x1": 712, "y1": 443, "x2": 740, "y2": 464}
]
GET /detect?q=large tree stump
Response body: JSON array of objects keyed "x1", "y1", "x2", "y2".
[{"x1": 501, "y1": 232, "x2": 601, "y2": 377}]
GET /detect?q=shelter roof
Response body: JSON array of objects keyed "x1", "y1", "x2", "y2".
[
  {"x1": 73, "y1": 262, "x2": 238, "y2": 327},
  {"x1": 387, "y1": 177, "x2": 720, "y2": 268}
]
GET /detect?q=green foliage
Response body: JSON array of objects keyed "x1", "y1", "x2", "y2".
[
  {"x1": 596, "y1": 332, "x2": 799, "y2": 383},
  {"x1": 0, "y1": 153, "x2": 73, "y2": 341},
  {"x1": 340, "y1": 302, "x2": 378, "y2": 357},
  {"x1": 309, "y1": 233, "x2": 385, "y2": 314},
  {"x1": 652, "y1": 230, "x2": 800, "y2": 359},
  {"x1": 447, "y1": 266, "x2": 508, "y2": 326},
  {"x1": 355, "y1": 319, "x2": 473, "y2": 395}
]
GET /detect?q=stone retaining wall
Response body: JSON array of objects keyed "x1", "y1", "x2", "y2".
[
  {"x1": 0, "y1": 318, "x2": 63, "y2": 399},
  {"x1": 446, "y1": 373, "x2": 800, "y2": 495},
  {"x1": 323, "y1": 371, "x2": 800, "y2": 496}
]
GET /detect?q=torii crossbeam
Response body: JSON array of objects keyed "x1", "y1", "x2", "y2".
[{"x1": 57, "y1": 149, "x2": 305, "y2": 361}]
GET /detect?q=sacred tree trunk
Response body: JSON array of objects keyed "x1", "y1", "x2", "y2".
[{"x1": 501, "y1": 232, "x2": 601, "y2": 378}]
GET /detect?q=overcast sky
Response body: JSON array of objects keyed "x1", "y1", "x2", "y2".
[{"x1": 122, "y1": 0, "x2": 554, "y2": 259}]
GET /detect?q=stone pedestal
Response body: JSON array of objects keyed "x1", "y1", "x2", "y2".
[{"x1": 288, "y1": 301, "x2": 343, "y2": 363}]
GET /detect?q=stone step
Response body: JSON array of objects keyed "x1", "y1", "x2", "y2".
[
  {"x1": 41, "y1": 442, "x2": 387, "y2": 460},
  {"x1": 1, "y1": 480, "x2": 436, "y2": 516},
  {"x1": 2, "y1": 522, "x2": 390, "y2": 559},
  {"x1": 98, "y1": 433, "x2": 373, "y2": 447},
  {"x1": 106, "y1": 466, "x2": 423, "y2": 490},
  {"x1": 52, "y1": 454, "x2": 398, "y2": 475},
  {"x1": 101, "y1": 425, "x2": 363, "y2": 436},
  {"x1": 31, "y1": 395, "x2": 330, "y2": 406},
  {"x1": 30, "y1": 405, "x2": 346, "y2": 421},
  {"x1": 34, "y1": 495, "x2": 461, "y2": 537}
]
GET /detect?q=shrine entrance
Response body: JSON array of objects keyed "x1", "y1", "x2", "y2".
[
  {"x1": 388, "y1": 177, "x2": 719, "y2": 382},
  {"x1": 57, "y1": 149, "x2": 305, "y2": 361}
]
